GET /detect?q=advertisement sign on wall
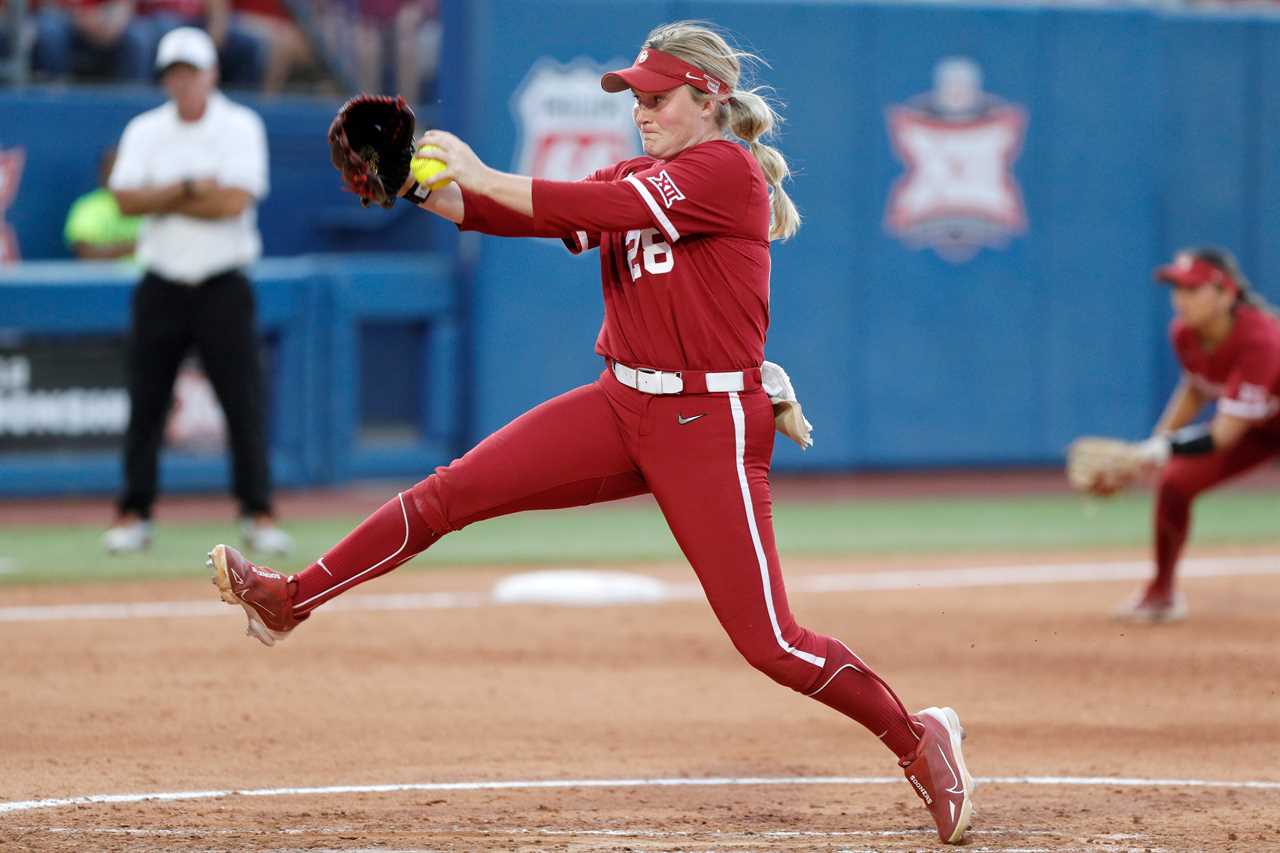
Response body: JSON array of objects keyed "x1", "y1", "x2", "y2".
[
  {"x1": 0, "y1": 338, "x2": 128, "y2": 451},
  {"x1": 510, "y1": 57, "x2": 640, "y2": 181},
  {"x1": 0, "y1": 341, "x2": 227, "y2": 454}
]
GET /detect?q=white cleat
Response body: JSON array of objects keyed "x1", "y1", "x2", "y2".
[
  {"x1": 1115, "y1": 588, "x2": 1187, "y2": 624},
  {"x1": 240, "y1": 519, "x2": 295, "y2": 557},
  {"x1": 104, "y1": 520, "x2": 153, "y2": 555}
]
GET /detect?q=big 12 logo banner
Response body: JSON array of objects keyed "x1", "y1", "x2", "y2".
[
  {"x1": 511, "y1": 58, "x2": 640, "y2": 181},
  {"x1": 883, "y1": 58, "x2": 1028, "y2": 264}
]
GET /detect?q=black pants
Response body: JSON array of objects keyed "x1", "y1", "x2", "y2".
[{"x1": 118, "y1": 270, "x2": 273, "y2": 520}]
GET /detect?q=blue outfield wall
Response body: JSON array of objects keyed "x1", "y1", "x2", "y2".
[
  {"x1": 446, "y1": 1, "x2": 1280, "y2": 471},
  {"x1": 1, "y1": 1, "x2": 1279, "y2": 496},
  {"x1": 0, "y1": 260, "x2": 320, "y2": 496},
  {"x1": 0, "y1": 256, "x2": 458, "y2": 496}
]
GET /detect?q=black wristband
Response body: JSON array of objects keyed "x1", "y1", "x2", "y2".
[
  {"x1": 182, "y1": 178, "x2": 196, "y2": 198},
  {"x1": 1168, "y1": 423, "x2": 1215, "y2": 456},
  {"x1": 400, "y1": 180, "x2": 432, "y2": 205}
]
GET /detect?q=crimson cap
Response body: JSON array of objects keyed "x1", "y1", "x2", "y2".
[
  {"x1": 1154, "y1": 252, "x2": 1238, "y2": 293},
  {"x1": 600, "y1": 47, "x2": 729, "y2": 96}
]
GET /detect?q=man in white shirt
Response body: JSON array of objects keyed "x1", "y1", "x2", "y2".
[{"x1": 104, "y1": 26, "x2": 291, "y2": 556}]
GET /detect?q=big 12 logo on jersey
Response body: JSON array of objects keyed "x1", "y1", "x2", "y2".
[{"x1": 511, "y1": 58, "x2": 640, "y2": 182}]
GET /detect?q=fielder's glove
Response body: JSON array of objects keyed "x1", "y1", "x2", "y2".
[
  {"x1": 1065, "y1": 435, "x2": 1170, "y2": 497},
  {"x1": 328, "y1": 94, "x2": 417, "y2": 208}
]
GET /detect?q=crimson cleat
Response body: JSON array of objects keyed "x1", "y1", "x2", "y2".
[
  {"x1": 208, "y1": 543, "x2": 307, "y2": 646},
  {"x1": 1115, "y1": 585, "x2": 1187, "y2": 624},
  {"x1": 900, "y1": 706, "x2": 974, "y2": 844}
]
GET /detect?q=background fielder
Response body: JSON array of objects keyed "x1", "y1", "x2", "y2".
[{"x1": 1069, "y1": 246, "x2": 1280, "y2": 622}]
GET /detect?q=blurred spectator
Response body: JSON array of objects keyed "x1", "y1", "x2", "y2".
[
  {"x1": 136, "y1": 0, "x2": 266, "y2": 88},
  {"x1": 315, "y1": 0, "x2": 438, "y2": 103},
  {"x1": 104, "y1": 27, "x2": 291, "y2": 555},
  {"x1": 1, "y1": 0, "x2": 23, "y2": 81},
  {"x1": 233, "y1": 0, "x2": 315, "y2": 94},
  {"x1": 32, "y1": 0, "x2": 153, "y2": 82},
  {"x1": 355, "y1": 0, "x2": 423, "y2": 97},
  {"x1": 64, "y1": 146, "x2": 140, "y2": 260}
]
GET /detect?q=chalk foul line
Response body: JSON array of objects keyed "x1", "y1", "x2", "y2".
[
  {"x1": 2, "y1": 773, "x2": 1278, "y2": 816},
  {"x1": 1, "y1": 554, "x2": 1277, "y2": 624}
]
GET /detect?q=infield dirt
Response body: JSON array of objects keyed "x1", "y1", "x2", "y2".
[{"x1": 3, "y1": 545, "x2": 1279, "y2": 852}]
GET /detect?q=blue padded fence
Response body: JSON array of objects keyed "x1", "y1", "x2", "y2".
[
  {"x1": 1, "y1": 1, "x2": 1279, "y2": 495},
  {"x1": 444, "y1": 1, "x2": 1280, "y2": 470},
  {"x1": 0, "y1": 255, "x2": 458, "y2": 496}
]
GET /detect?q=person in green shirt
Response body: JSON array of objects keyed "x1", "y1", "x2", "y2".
[{"x1": 64, "y1": 147, "x2": 141, "y2": 260}]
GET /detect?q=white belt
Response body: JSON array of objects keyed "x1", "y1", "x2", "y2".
[{"x1": 610, "y1": 360, "x2": 746, "y2": 395}]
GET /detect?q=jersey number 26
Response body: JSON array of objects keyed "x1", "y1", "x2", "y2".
[{"x1": 625, "y1": 228, "x2": 674, "y2": 281}]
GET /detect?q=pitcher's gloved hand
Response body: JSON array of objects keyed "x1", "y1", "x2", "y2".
[{"x1": 328, "y1": 94, "x2": 417, "y2": 208}]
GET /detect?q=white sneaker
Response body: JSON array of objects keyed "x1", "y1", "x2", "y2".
[
  {"x1": 103, "y1": 520, "x2": 153, "y2": 554},
  {"x1": 241, "y1": 519, "x2": 294, "y2": 556}
]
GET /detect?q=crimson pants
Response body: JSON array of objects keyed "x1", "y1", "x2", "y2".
[
  {"x1": 294, "y1": 369, "x2": 922, "y2": 758},
  {"x1": 1153, "y1": 425, "x2": 1280, "y2": 591}
]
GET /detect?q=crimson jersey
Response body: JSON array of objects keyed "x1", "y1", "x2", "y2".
[
  {"x1": 528, "y1": 139, "x2": 772, "y2": 371},
  {"x1": 1171, "y1": 304, "x2": 1280, "y2": 423}
]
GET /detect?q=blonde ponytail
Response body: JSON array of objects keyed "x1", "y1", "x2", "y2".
[
  {"x1": 726, "y1": 89, "x2": 801, "y2": 241},
  {"x1": 642, "y1": 21, "x2": 802, "y2": 241}
]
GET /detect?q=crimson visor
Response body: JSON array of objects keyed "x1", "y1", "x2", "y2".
[
  {"x1": 1154, "y1": 254, "x2": 1238, "y2": 293},
  {"x1": 600, "y1": 47, "x2": 730, "y2": 96}
]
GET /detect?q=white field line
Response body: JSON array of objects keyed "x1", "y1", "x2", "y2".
[
  {"x1": 2, "y1": 774, "x2": 1278, "y2": 816},
  {"x1": 6, "y1": 826, "x2": 1173, "y2": 853},
  {"x1": 17, "y1": 827, "x2": 1170, "y2": 853},
  {"x1": 25, "y1": 826, "x2": 1147, "y2": 839},
  {"x1": 0, "y1": 591, "x2": 490, "y2": 623},
  {"x1": 1, "y1": 554, "x2": 1277, "y2": 625},
  {"x1": 5, "y1": 835, "x2": 1162, "y2": 850}
]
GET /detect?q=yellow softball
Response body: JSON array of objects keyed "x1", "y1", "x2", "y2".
[{"x1": 410, "y1": 144, "x2": 452, "y2": 191}]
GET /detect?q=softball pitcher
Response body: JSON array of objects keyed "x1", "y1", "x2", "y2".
[
  {"x1": 1069, "y1": 247, "x2": 1280, "y2": 622},
  {"x1": 210, "y1": 21, "x2": 974, "y2": 843}
]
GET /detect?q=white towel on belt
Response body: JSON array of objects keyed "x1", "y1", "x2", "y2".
[{"x1": 761, "y1": 360, "x2": 814, "y2": 450}]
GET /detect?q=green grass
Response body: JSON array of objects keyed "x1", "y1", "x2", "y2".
[{"x1": 2, "y1": 490, "x2": 1278, "y2": 587}]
